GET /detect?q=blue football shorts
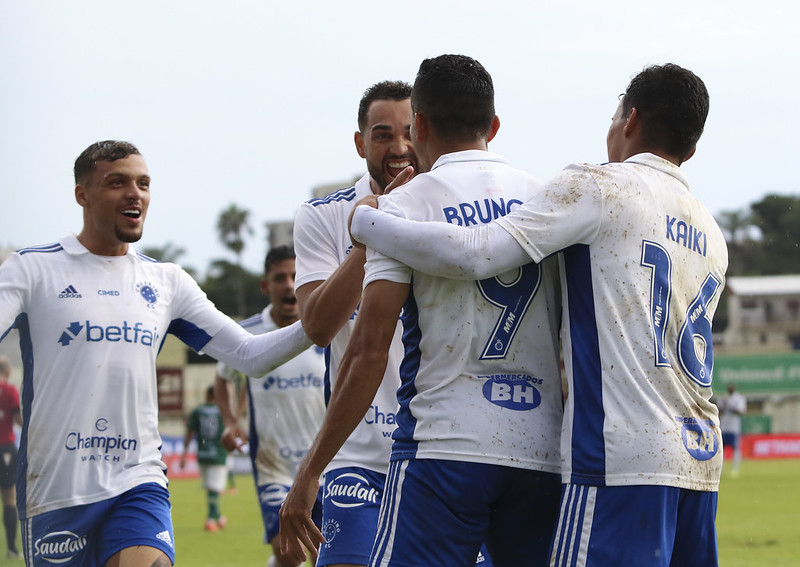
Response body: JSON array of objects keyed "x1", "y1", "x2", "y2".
[
  {"x1": 317, "y1": 467, "x2": 386, "y2": 567},
  {"x1": 256, "y1": 482, "x2": 323, "y2": 543},
  {"x1": 21, "y1": 482, "x2": 174, "y2": 566},
  {"x1": 370, "y1": 458, "x2": 561, "y2": 567},
  {"x1": 549, "y1": 483, "x2": 718, "y2": 567}
]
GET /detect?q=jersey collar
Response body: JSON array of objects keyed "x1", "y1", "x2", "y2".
[
  {"x1": 430, "y1": 150, "x2": 510, "y2": 171},
  {"x1": 59, "y1": 233, "x2": 138, "y2": 259},
  {"x1": 625, "y1": 152, "x2": 690, "y2": 190}
]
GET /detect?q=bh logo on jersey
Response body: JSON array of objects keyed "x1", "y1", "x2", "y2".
[
  {"x1": 325, "y1": 472, "x2": 379, "y2": 509},
  {"x1": 678, "y1": 417, "x2": 719, "y2": 461},
  {"x1": 482, "y1": 373, "x2": 542, "y2": 410},
  {"x1": 34, "y1": 530, "x2": 88, "y2": 563},
  {"x1": 136, "y1": 281, "x2": 160, "y2": 309}
]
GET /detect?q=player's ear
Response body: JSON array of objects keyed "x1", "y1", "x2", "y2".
[
  {"x1": 354, "y1": 131, "x2": 366, "y2": 159},
  {"x1": 487, "y1": 115, "x2": 501, "y2": 143},
  {"x1": 623, "y1": 107, "x2": 639, "y2": 137},
  {"x1": 75, "y1": 184, "x2": 88, "y2": 207},
  {"x1": 260, "y1": 277, "x2": 270, "y2": 298},
  {"x1": 414, "y1": 112, "x2": 428, "y2": 142}
]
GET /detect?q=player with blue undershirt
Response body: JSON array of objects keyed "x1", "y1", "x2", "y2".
[
  {"x1": 283, "y1": 55, "x2": 564, "y2": 567},
  {"x1": 350, "y1": 63, "x2": 728, "y2": 567},
  {"x1": 215, "y1": 245, "x2": 326, "y2": 567},
  {"x1": 0, "y1": 140, "x2": 316, "y2": 567}
]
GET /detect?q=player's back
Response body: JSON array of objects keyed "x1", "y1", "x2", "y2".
[
  {"x1": 552, "y1": 155, "x2": 728, "y2": 490},
  {"x1": 366, "y1": 150, "x2": 562, "y2": 473}
]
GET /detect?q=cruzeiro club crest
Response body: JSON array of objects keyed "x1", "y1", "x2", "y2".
[{"x1": 136, "y1": 281, "x2": 160, "y2": 309}]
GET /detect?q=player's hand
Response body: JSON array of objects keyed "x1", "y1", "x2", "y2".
[
  {"x1": 279, "y1": 474, "x2": 325, "y2": 565},
  {"x1": 220, "y1": 424, "x2": 248, "y2": 453},
  {"x1": 383, "y1": 165, "x2": 414, "y2": 194},
  {"x1": 348, "y1": 195, "x2": 379, "y2": 249}
]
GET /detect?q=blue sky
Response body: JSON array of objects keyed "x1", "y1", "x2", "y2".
[{"x1": 2, "y1": 1, "x2": 797, "y2": 275}]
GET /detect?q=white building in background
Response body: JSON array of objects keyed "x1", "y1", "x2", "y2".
[{"x1": 723, "y1": 275, "x2": 800, "y2": 351}]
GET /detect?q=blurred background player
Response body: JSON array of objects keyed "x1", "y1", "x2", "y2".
[
  {"x1": 182, "y1": 386, "x2": 228, "y2": 532},
  {"x1": 215, "y1": 245, "x2": 326, "y2": 567},
  {"x1": 0, "y1": 356, "x2": 21, "y2": 559},
  {"x1": 718, "y1": 383, "x2": 747, "y2": 476}
]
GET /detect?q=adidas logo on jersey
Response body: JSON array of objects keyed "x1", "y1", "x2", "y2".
[{"x1": 58, "y1": 285, "x2": 82, "y2": 299}]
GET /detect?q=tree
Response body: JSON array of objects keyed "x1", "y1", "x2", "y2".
[
  {"x1": 216, "y1": 204, "x2": 254, "y2": 318},
  {"x1": 201, "y1": 259, "x2": 263, "y2": 318},
  {"x1": 749, "y1": 194, "x2": 800, "y2": 274},
  {"x1": 141, "y1": 243, "x2": 196, "y2": 279}
]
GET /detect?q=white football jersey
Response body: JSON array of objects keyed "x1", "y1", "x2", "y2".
[
  {"x1": 0, "y1": 235, "x2": 235, "y2": 518},
  {"x1": 496, "y1": 153, "x2": 728, "y2": 490},
  {"x1": 294, "y1": 173, "x2": 404, "y2": 474},
  {"x1": 216, "y1": 305, "x2": 326, "y2": 486},
  {"x1": 365, "y1": 150, "x2": 563, "y2": 472}
]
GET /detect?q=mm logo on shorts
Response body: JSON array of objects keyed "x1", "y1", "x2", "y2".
[
  {"x1": 481, "y1": 374, "x2": 542, "y2": 410},
  {"x1": 325, "y1": 472, "x2": 379, "y2": 508},
  {"x1": 34, "y1": 530, "x2": 88, "y2": 563}
]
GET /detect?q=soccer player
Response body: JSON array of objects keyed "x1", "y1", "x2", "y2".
[
  {"x1": 0, "y1": 355, "x2": 21, "y2": 559},
  {"x1": 0, "y1": 140, "x2": 315, "y2": 567},
  {"x1": 717, "y1": 382, "x2": 746, "y2": 476},
  {"x1": 350, "y1": 63, "x2": 728, "y2": 566},
  {"x1": 181, "y1": 386, "x2": 229, "y2": 532},
  {"x1": 284, "y1": 55, "x2": 564, "y2": 567},
  {"x1": 214, "y1": 245, "x2": 326, "y2": 567},
  {"x1": 280, "y1": 80, "x2": 417, "y2": 567}
]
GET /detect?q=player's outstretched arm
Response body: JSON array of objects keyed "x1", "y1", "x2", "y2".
[
  {"x1": 350, "y1": 205, "x2": 531, "y2": 279},
  {"x1": 203, "y1": 319, "x2": 313, "y2": 378},
  {"x1": 280, "y1": 279, "x2": 407, "y2": 564}
]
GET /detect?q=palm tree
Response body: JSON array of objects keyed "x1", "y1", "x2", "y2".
[{"x1": 216, "y1": 204, "x2": 253, "y2": 318}]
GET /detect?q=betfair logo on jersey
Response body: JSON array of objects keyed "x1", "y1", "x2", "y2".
[
  {"x1": 58, "y1": 285, "x2": 82, "y2": 299},
  {"x1": 678, "y1": 417, "x2": 719, "y2": 461},
  {"x1": 325, "y1": 472, "x2": 379, "y2": 508},
  {"x1": 33, "y1": 530, "x2": 88, "y2": 563},
  {"x1": 262, "y1": 373, "x2": 323, "y2": 391},
  {"x1": 481, "y1": 374, "x2": 542, "y2": 410},
  {"x1": 443, "y1": 197, "x2": 523, "y2": 226},
  {"x1": 57, "y1": 320, "x2": 160, "y2": 348}
]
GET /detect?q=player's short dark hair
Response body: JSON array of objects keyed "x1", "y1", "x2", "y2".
[
  {"x1": 264, "y1": 245, "x2": 295, "y2": 275},
  {"x1": 622, "y1": 64, "x2": 709, "y2": 162},
  {"x1": 74, "y1": 140, "x2": 141, "y2": 185},
  {"x1": 357, "y1": 81, "x2": 413, "y2": 132},
  {"x1": 206, "y1": 385, "x2": 215, "y2": 400},
  {"x1": 411, "y1": 54, "x2": 495, "y2": 143}
]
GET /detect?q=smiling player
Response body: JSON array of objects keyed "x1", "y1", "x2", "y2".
[{"x1": 0, "y1": 140, "x2": 316, "y2": 567}]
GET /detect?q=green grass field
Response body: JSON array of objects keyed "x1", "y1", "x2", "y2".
[{"x1": 1, "y1": 460, "x2": 798, "y2": 566}]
